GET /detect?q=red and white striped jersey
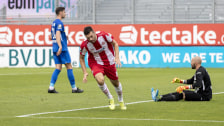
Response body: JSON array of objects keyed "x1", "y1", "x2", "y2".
[{"x1": 80, "y1": 31, "x2": 115, "y2": 66}]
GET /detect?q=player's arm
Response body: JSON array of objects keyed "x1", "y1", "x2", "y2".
[
  {"x1": 56, "y1": 30, "x2": 62, "y2": 56},
  {"x1": 185, "y1": 76, "x2": 194, "y2": 84},
  {"x1": 171, "y1": 77, "x2": 186, "y2": 84},
  {"x1": 172, "y1": 77, "x2": 193, "y2": 93},
  {"x1": 173, "y1": 76, "x2": 194, "y2": 93},
  {"x1": 80, "y1": 45, "x2": 88, "y2": 83},
  {"x1": 111, "y1": 39, "x2": 121, "y2": 67},
  {"x1": 192, "y1": 72, "x2": 203, "y2": 89},
  {"x1": 103, "y1": 32, "x2": 121, "y2": 67},
  {"x1": 80, "y1": 54, "x2": 88, "y2": 83},
  {"x1": 171, "y1": 76, "x2": 194, "y2": 84}
]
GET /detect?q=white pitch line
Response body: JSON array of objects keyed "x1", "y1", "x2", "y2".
[
  {"x1": 213, "y1": 92, "x2": 224, "y2": 95},
  {"x1": 16, "y1": 100, "x2": 153, "y2": 117},
  {"x1": 32, "y1": 117, "x2": 224, "y2": 123},
  {"x1": 16, "y1": 92, "x2": 224, "y2": 118}
]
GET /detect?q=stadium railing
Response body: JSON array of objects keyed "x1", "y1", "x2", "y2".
[{"x1": 0, "y1": 0, "x2": 224, "y2": 25}]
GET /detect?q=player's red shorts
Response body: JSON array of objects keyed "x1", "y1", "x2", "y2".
[{"x1": 89, "y1": 63, "x2": 118, "y2": 80}]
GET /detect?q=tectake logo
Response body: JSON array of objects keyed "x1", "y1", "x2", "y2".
[
  {"x1": 0, "y1": 27, "x2": 12, "y2": 45},
  {"x1": 0, "y1": 26, "x2": 85, "y2": 46},
  {"x1": 119, "y1": 26, "x2": 138, "y2": 44}
]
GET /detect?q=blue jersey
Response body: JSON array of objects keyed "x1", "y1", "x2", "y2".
[{"x1": 51, "y1": 19, "x2": 68, "y2": 52}]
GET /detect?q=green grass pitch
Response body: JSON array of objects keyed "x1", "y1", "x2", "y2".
[{"x1": 0, "y1": 68, "x2": 224, "y2": 126}]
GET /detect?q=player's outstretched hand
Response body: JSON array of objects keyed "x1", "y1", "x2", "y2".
[
  {"x1": 56, "y1": 48, "x2": 62, "y2": 56},
  {"x1": 83, "y1": 73, "x2": 88, "y2": 83},
  {"x1": 171, "y1": 78, "x2": 182, "y2": 83},
  {"x1": 115, "y1": 58, "x2": 122, "y2": 67}
]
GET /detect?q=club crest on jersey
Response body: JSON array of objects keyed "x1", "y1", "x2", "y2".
[
  {"x1": 58, "y1": 24, "x2": 62, "y2": 29},
  {"x1": 102, "y1": 41, "x2": 106, "y2": 45}
]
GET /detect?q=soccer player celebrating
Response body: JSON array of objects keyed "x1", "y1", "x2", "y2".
[
  {"x1": 152, "y1": 56, "x2": 212, "y2": 101},
  {"x1": 80, "y1": 26, "x2": 126, "y2": 110},
  {"x1": 48, "y1": 7, "x2": 83, "y2": 93}
]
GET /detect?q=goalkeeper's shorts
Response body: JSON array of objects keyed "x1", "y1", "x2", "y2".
[{"x1": 183, "y1": 90, "x2": 211, "y2": 101}]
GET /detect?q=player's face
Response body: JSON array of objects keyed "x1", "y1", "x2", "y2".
[
  {"x1": 191, "y1": 59, "x2": 196, "y2": 69},
  {"x1": 61, "y1": 10, "x2": 66, "y2": 19},
  {"x1": 85, "y1": 31, "x2": 97, "y2": 43}
]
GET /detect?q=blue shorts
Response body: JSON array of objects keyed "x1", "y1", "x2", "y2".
[{"x1": 53, "y1": 51, "x2": 71, "y2": 64}]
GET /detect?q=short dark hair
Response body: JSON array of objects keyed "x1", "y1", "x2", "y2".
[
  {"x1": 84, "y1": 26, "x2": 94, "y2": 35},
  {"x1": 55, "y1": 7, "x2": 65, "y2": 15}
]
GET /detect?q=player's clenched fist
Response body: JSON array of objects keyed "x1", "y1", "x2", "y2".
[{"x1": 171, "y1": 78, "x2": 184, "y2": 83}]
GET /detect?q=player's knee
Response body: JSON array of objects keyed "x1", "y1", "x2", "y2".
[
  {"x1": 65, "y1": 63, "x2": 72, "y2": 69},
  {"x1": 55, "y1": 64, "x2": 62, "y2": 70},
  {"x1": 95, "y1": 74, "x2": 104, "y2": 85},
  {"x1": 97, "y1": 78, "x2": 104, "y2": 85},
  {"x1": 110, "y1": 79, "x2": 119, "y2": 87}
]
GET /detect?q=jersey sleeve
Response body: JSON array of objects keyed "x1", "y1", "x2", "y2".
[
  {"x1": 186, "y1": 76, "x2": 194, "y2": 84},
  {"x1": 56, "y1": 22, "x2": 63, "y2": 32},
  {"x1": 80, "y1": 42, "x2": 87, "y2": 56},
  {"x1": 192, "y1": 71, "x2": 204, "y2": 89},
  {"x1": 102, "y1": 32, "x2": 114, "y2": 43}
]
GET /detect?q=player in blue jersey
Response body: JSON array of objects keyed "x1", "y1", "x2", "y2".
[{"x1": 48, "y1": 7, "x2": 83, "y2": 93}]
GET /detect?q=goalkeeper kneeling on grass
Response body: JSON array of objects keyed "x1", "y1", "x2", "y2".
[{"x1": 151, "y1": 56, "x2": 212, "y2": 102}]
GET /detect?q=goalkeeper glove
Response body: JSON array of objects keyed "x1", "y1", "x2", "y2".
[
  {"x1": 171, "y1": 78, "x2": 185, "y2": 83},
  {"x1": 176, "y1": 86, "x2": 190, "y2": 93}
]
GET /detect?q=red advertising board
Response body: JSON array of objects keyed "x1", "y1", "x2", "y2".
[{"x1": 1, "y1": 24, "x2": 224, "y2": 46}]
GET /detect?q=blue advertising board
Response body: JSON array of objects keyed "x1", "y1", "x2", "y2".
[
  {"x1": 84, "y1": 47, "x2": 224, "y2": 68},
  {"x1": 119, "y1": 47, "x2": 224, "y2": 68}
]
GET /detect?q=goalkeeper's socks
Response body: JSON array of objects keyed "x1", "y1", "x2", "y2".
[
  {"x1": 98, "y1": 83, "x2": 113, "y2": 99},
  {"x1": 67, "y1": 69, "x2": 76, "y2": 89},
  {"x1": 115, "y1": 83, "x2": 123, "y2": 102},
  {"x1": 49, "y1": 69, "x2": 61, "y2": 89}
]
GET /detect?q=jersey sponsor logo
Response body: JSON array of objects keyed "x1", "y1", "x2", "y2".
[
  {"x1": 0, "y1": 26, "x2": 12, "y2": 45},
  {"x1": 119, "y1": 26, "x2": 138, "y2": 44},
  {"x1": 94, "y1": 47, "x2": 105, "y2": 54},
  {"x1": 196, "y1": 72, "x2": 202, "y2": 74}
]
